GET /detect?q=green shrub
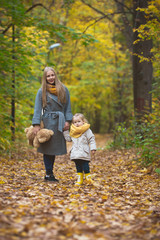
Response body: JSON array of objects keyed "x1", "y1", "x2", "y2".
[{"x1": 110, "y1": 99, "x2": 160, "y2": 167}]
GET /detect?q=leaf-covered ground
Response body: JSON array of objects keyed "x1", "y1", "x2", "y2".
[{"x1": 0, "y1": 135, "x2": 159, "y2": 240}]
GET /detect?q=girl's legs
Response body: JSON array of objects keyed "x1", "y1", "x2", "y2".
[
  {"x1": 74, "y1": 159, "x2": 83, "y2": 185},
  {"x1": 81, "y1": 160, "x2": 90, "y2": 174},
  {"x1": 43, "y1": 154, "x2": 58, "y2": 182},
  {"x1": 82, "y1": 160, "x2": 93, "y2": 183},
  {"x1": 74, "y1": 159, "x2": 83, "y2": 173},
  {"x1": 74, "y1": 159, "x2": 90, "y2": 174},
  {"x1": 73, "y1": 160, "x2": 91, "y2": 185}
]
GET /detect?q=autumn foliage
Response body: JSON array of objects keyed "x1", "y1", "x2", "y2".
[
  {"x1": 0, "y1": 1, "x2": 160, "y2": 238},
  {"x1": 0, "y1": 138, "x2": 159, "y2": 240}
]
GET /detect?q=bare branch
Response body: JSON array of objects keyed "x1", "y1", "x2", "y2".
[
  {"x1": 81, "y1": 0, "x2": 133, "y2": 49},
  {"x1": 2, "y1": 3, "x2": 50, "y2": 35},
  {"x1": 25, "y1": 3, "x2": 50, "y2": 13},
  {"x1": 83, "y1": 16, "x2": 106, "y2": 33},
  {"x1": 114, "y1": 0, "x2": 133, "y2": 14},
  {"x1": 81, "y1": 0, "x2": 132, "y2": 32},
  {"x1": 2, "y1": 23, "x2": 12, "y2": 34},
  {"x1": 115, "y1": 0, "x2": 133, "y2": 46},
  {"x1": 81, "y1": 0, "x2": 114, "y2": 17},
  {"x1": 81, "y1": 0, "x2": 122, "y2": 30}
]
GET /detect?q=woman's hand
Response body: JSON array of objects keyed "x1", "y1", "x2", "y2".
[
  {"x1": 63, "y1": 122, "x2": 70, "y2": 131},
  {"x1": 33, "y1": 125, "x2": 41, "y2": 135}
]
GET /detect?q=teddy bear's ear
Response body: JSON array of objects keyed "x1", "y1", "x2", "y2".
[
  {"x1": 24, "y1": 128, "x2": 28, "y2": 133},
  {"x1": 49, "y1": 130, "x2": 54, "y2": 136}
]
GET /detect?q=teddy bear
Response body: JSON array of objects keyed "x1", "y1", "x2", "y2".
[{"x1": 25, "y1": 126, "x2": 54, "y2": 148}]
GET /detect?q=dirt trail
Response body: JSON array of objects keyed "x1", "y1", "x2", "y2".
[{"x1": 0, "y1": 137, "x2": 159, "y2": 240}]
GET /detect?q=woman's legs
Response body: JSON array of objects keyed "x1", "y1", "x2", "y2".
[
  {"x1": 43, "y1": 154, "x2": 55, "y2": 175},
  {"x1": 43, "y1": 154, "x2": 58, "y2": 182}
]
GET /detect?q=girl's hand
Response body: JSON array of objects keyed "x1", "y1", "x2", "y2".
[
  {"x1": 91, "y1": 150, "x2": 96, "y2": 160},
  {"x1": 63, "y1": 122, "x2": 70, "y2": 131},
  {"x1": 91, "y1": 150, "x2": 96, "y2": 155},
  {"x1": 33, "y1": 125, "x2": 41, "y2": 135}
]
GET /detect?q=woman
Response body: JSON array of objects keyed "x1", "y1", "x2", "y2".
[{"x1": 32, "y1": 67, "x2": 73, "y2": 182}]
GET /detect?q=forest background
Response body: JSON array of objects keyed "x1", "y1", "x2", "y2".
[{"x1": 0, "y1": 0, "x2": 160, "y2": 170}]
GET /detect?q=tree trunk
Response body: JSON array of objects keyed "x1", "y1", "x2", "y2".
[
  {"x1": 132, "y1": 0, "x2": 153, "y2": 118},
  {"x1": 93, "y1": 109, "x2": 101, "y2": 133},
  {"x1": 81, "y1": 0, "x2": 153, "y2": 121},
  {"x1": 11, "y1": 24, "x2": 15, "y2": 142}
]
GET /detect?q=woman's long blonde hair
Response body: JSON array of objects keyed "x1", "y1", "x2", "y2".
[{"x1": 42, "y1": 67, "x2": 66, "y2": 108}]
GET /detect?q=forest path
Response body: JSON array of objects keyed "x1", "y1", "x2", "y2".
[{"x1": 0, "y1": 136, "x2": 159, "y2": 240}]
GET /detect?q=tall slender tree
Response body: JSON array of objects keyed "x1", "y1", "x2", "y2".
[
  {"x1": 132, "y1": 0, "x2": 152, "y2": 117},
  {"x1": 80, "y1": 0, "x2": 153, "y2": 119}
]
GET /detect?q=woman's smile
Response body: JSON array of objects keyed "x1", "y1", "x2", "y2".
[{"x1": 46, "y1": 70, "x2": 55, "y2": 84}]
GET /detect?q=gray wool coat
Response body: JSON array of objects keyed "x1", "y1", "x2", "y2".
[
  {"x1": 32, "y1": 87, "x2": 73, "y2": 155},
  {"x1": 63, "y1": 129, "x2": 97, "y2": 161}
]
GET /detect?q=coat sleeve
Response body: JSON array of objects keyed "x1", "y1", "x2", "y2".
[
  {"x1": 32, "y1": 88, "x2": 43, "y2": 125},
  {"x1": 86, "y1": 129, "x2": 97, "y2": 151},
  {"x1": 64, "y1": 87, "x2": 73, "y2": 122},
  {"x1": 63, "y1": 130, "x2": 72, "y2": 142}
]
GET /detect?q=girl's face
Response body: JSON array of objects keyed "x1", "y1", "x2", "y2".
[
  {"x1": 73, "y1": 116, "x2": 84, "y2": 127},
  {"x1": 46, "y1": 70, "x2": 55, "y2": 84}
]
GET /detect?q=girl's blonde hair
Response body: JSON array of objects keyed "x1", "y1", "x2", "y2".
[
  {"x1": 42, "y1": 67, "x2": 66, "y2": 108},
  {"x1": 72, "y1": 113, "x2": 88, "y2": 123}
]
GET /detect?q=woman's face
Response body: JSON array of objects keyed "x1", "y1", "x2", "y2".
[{"x1": 46, "y1": 70, "x2": 55, "y2": 84}]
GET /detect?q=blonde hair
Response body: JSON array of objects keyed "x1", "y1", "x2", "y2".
[
  {"x1": 42, "y1": 67, "x2": 66, "y2": 108},
  {"x1": 72, "y1": 113, "x2": 88, "y2": 123}
]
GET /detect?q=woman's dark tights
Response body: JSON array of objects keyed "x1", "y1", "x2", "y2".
[{"x1": 43, "y1": 154, "x2": 55, "y2": 175}]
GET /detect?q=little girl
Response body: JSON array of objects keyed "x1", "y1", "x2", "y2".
[{"x1": 63, "y1": 113, "x2": 96, "y2": 185}]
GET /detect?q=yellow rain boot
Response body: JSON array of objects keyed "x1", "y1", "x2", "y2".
[
  {"x1": 75, "y1": 173, "x2": 83, "y2": 186},
  {"x1": 85, "y1": 173, "x2": 94, "y2": 184}
]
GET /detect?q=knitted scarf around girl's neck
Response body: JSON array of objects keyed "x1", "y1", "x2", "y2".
[
  {"x1": 46, "y1": 83, "x2": 57, "y2": 96},
  {"x1": 70, "y1": 123, "x2": 90, "y2": 138}
]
